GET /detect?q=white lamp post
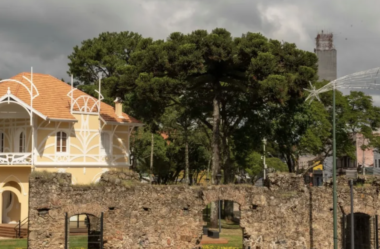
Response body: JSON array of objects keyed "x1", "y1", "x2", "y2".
[{"x1": 305, "y1": 67, "x2": 380, "y2": 249}]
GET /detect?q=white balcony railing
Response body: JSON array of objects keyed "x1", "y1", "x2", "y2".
[{"x1": 0, "y1": 153, "x2": 32, "y2": 165}]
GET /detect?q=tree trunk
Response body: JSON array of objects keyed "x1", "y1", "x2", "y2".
[
  {"x1": 210, "y1": 82, "x2": 221, "y2": 228},
  {"x1": 150, "y1": 133, "x2": 154, "y2": 183},
  {"x1": 210, "y1": 201, "x2": 219, "y2": 228},
  {"x1": 185, "y1": 138, "x2": 189, "y2": 185},
  {"x1": 285, "y1": 153, "x2": 294, "y2": 173},
  {"x1": 224, "y1": 200, "x2": 234, "y2": 220},
  {"x1": 211, "y1": 84, "x2": 221, "y2": 185},
  {"x1": 221, "y1": 135, "x2": 234, "y2": 184}
]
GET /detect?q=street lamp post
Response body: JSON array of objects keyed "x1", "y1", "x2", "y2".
[
  {"x1": 332, "y1": 85, "x2": 338, "y2": 248},
  {"x1": 263, "y1": 138, "x2": 267, "y2": 180},
  {"x1": 306, "y1": 83, "x2": 338, "y2": 248}
]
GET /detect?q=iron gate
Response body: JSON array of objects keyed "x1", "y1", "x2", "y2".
[{"x1": 65, "y1": 212, "x2": 104, "y2": 249}]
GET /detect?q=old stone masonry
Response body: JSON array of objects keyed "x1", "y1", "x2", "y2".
[{"x1": 28, "y1": 171, "x2": 380, "y2": 248}]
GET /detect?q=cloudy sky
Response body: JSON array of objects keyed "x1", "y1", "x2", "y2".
[{"x1": 1, "y1": 0, "x2": 380, "y2": 100}]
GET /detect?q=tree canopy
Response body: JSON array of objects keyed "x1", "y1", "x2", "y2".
[{"x1": 67, "y1": 28, "x2": 380, "y2": 184}]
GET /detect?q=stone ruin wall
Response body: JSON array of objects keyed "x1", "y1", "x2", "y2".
[{"x1": 28, "y1": 171, "x2": 380, "y2": 249}]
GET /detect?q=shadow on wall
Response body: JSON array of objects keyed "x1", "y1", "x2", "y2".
[{"x1": 2, "y1": 190, "x2": 20, "y2": 223}]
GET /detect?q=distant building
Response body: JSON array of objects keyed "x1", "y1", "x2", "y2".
[{"x1": 314, "y1": 31, "x2": 337, "y2": 82}]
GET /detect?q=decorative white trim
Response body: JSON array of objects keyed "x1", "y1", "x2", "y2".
[
  {"x1": 0, "y1": 175, "x2": 27, "y2": 196},
  {"x1": 0, "y1": 93, "x2": 47, "y2": 120},
  {"x1": 0, "y1": 78, "x2": 39, "y2": 100},
  {"x1": 67, "y1": 88, "x2": 104, "y2": 114},
  {"x1": 0, "y1": 153, "x2": 31, "y2": 165}
]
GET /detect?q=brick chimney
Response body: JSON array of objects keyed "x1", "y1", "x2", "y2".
[{"x1": 114, "y1": 97, "x2": 123, "y2": 117}]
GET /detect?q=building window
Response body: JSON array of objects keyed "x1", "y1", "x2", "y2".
[
  {"x1": 376, "y1": 159, "x2": 378, "y2": 168},
  {"x1": 0, "y1": 132, "x2": 3, "y2": 153},
  {"x1": 19, "y1": 132, "x2": 25, "y2": 152},
  {"x1": 56, "y1": 131, "x2": 67, "y2": 153},
  {"x1": 100, "y1": 132, "x2": 111, "y2": 154}
]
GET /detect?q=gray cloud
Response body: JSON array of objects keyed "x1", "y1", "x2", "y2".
[{"x1": 0, "y1": 0, "x2": 380, "y2": 103}]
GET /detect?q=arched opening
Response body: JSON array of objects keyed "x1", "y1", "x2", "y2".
[
  {"x1": 1, "y1": 190, "x2": 20, "y2": 224},
  {"x1": 344, "y1": 212, "x2": 372, "y2": 249},
  {"x1": 68, "y1": 213, "x2": 102, "y2": 249},
  {"x1": 3, "y1": 181, "x2": 22, "y2": 193},
  {"x1": 200, "y1": 200, "x2": 245, "y2": 248}
]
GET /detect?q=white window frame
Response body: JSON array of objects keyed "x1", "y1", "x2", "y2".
[
  {"x1": 100, "y1": 132, "x2": 112, "y2": 155},
  {"x1": 56, "y1": 131, "x2": 69, "y2": 154}
]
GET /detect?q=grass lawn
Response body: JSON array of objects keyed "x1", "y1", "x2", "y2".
[
  {"x1": 0, "y1": 236, "x2": 89, "y2": 249},
  {"x1": 203, "y1": 219, "x2": 243, "y2": 249},
  {"x1": 69, "y1": 235, "x2": 89, "y2": 249},
  {"x1": 0, "y1": 239, "x2": 27, "y2": 249}
]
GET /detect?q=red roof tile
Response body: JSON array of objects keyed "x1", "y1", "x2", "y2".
[{"x1": 0, "y1": 72, "x2": 142, "y2": 124}]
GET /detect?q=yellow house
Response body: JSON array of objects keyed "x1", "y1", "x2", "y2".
[{"x1": 0, "y1": 71, "x2": 143, "y2": 224}]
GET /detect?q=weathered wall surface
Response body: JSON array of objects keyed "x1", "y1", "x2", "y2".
[{"x1": 28, "y1": 172, "x2": 380, "y2": 249}]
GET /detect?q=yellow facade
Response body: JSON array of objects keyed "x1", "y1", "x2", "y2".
[
  {"x1": 312, "y1": 161, "x2": 323, "y2": 171},
  {"x1": 0, "y1": 75, "x2": 142, "y2": 224}
]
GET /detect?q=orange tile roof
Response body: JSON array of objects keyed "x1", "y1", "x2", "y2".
[{"x1": 0, "y1": 72, "x2": 142, "y2": 124}]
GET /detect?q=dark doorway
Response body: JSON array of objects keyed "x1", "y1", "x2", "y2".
[
  {"x1": 66, "y1": 213, "x2": 103, "y2": 249},
  {"x1": 345, "y1": 212, "x2": 371, "y2": 249}
]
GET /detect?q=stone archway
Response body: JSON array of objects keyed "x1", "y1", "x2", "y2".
[
  {"x1": 196, "y1": 187, "x2": 253, "y2": 249},
  {"x1": 200, "y1": 199, "x2": 246, "y2": 248},
  {"x1": 68, "y1": 213, "x2": 102, "y2": 249}
]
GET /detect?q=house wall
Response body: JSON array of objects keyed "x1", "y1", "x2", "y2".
[
  {"x1": 34, "y1": 114, "x2": 132, "y2": 167},
  {"x1": 35, "y1": 167, "x2": 111, "y2": 185},
  {"x1": 355, "y1": 133, "x2": 374, "y2": 166},
  {"x1": 0, "y1": 113, "x2": 135, "y2": 223}
]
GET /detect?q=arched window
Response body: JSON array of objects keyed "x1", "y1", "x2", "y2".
[
  {"x1": 19, "y1": 132, "x2": 25, "y2": 153},
  {"x1": 56, "y1": 131, "x2": 67, "y2": 153},
  {"x1": 100, "y1": 132, "x2": 111, "y2": 155},
  {"x1": 0, "y1": 132, "x2": 4, "y2": 153}
]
